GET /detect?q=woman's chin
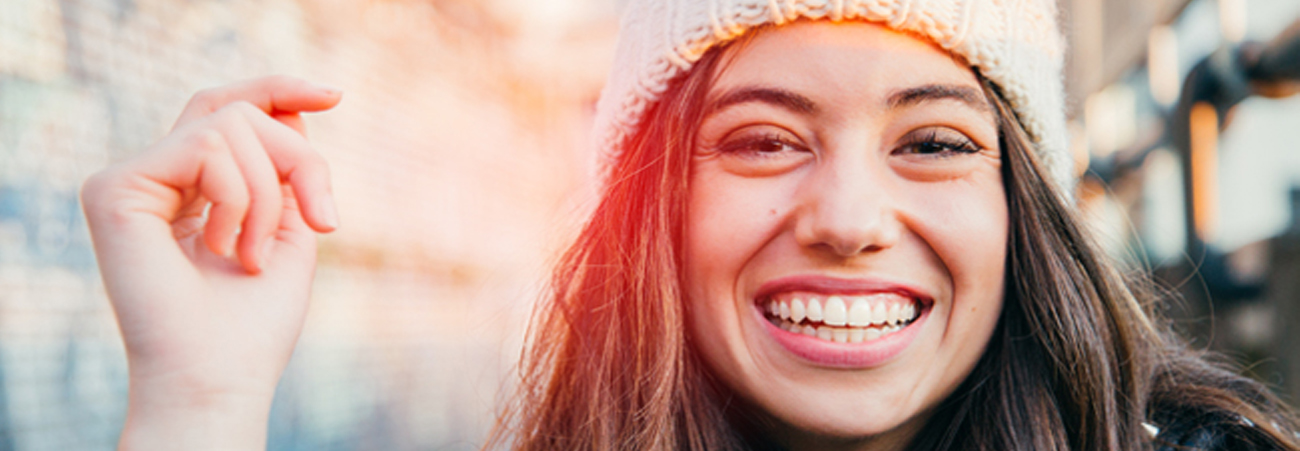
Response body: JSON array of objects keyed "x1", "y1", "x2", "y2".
[{"x1": 755, "y1": 395, "x2": 933, "y2": 450}]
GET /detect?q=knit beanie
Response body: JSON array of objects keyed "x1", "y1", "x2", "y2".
[{"x1": 592, "y1": 0, "x2": 1072, "y2": 190}]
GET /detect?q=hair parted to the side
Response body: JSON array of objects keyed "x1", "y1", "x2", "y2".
[{"x1": 487, "y1": 37, "x2": 1300, "y2": 451}]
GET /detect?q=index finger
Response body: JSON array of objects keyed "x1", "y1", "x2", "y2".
[{"x1": 174, "y1": 75, "x2": 342, "y2": 129}]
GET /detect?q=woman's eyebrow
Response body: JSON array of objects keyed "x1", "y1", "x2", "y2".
[
  {"x1": 706, "y1": 87, "x2": 818, "y2": 117},
  {"x1": 887, "y1": 84, "x2": 992, "y2": 114}
]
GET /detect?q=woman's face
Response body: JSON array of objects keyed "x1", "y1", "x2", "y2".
[{"x1": 685, "y1": 21, "x2": 1008, "y2": 449}]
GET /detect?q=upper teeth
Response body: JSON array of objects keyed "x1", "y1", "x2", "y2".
[{"x1": 764, "y1": 294, "x2": 918, "y2": 327}]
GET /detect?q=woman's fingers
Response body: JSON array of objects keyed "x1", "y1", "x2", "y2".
[
  {"x1": 206, "y1": 103, "x2": 286, "y2": 273},
  {"x1": 98, "y1": 104, "x2": 336, "y2": 275},
  {"x1": 85, "y1": 77, "x2": 340, "y2": 275},
  {"x1": 187, "y1": 130, "x2": 251, "y2": 259},
  {"x1": 192, "y1": 101, "x2": 337, "y2": 273},
  {"x1": 209, "y1": 101, "x2": 338, "y2": 273},
  {"x1": 258, "y1": 185, "x2": 313, "y2": 276},
  {"x1": 174, "y1": 75, "x2": 341, "y2": 133},
  {"x1": 235, "y1": 105, "x2": 339, "y2": 235}
]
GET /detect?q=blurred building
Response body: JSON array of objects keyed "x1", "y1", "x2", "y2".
[
  {"x1": 1061, "y1": 0, "x2": 1300, "y2": 407},
  {"x1": 0, "y1": 0, "x2": 616, "y2": 449}
]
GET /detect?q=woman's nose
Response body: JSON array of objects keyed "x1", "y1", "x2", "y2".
[{"x1": 793, "y1": 165, "x2": 902, "y2": 258}]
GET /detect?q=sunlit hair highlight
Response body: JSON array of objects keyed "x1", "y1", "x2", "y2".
[{"x1": 487, "y1": 40, "x2": 740, "y2": 450}]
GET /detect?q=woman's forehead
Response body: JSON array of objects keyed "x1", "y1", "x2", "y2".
[
  {"x1": 705, "y1": 21, "x2": 990, "y2": 125},
  {"x1": 710, "y1": 21, "x2": 982, "y2": 105}
]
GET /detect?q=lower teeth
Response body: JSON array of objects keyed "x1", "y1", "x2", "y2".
[{"x1": 770, "y1": 317, "x2": 909, "y2": 343}]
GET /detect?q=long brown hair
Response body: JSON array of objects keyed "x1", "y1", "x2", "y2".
[
  {"x1": 486, "y1": 38, "x2": 737, "y2": 451},
  {"x1": 488, "y1": 35, "x2": 1300, "y2": 450}
]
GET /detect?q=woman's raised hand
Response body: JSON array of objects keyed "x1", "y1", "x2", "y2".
[{"x1": 80, "y1": 76, "x2": 341, "y2": 450}]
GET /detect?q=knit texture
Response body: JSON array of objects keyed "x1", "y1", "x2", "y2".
[{"x1": 593, "y1": 0, "x2": 1072, "y2": 189}]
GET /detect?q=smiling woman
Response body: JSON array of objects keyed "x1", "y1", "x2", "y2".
[
  {"x1": 685, "y1": 23, "x2": 1009, "y2": 447},
  {"x1": 78, "y1": 0, "x2": 1300, "y2": 450},
  {"x1": 487, "y1": 3, "x2": 1300, "y2": 451}
]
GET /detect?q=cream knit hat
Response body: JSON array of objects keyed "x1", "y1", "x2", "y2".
[{"x1": 593, "y1": 0, "x2": 1072, "y2": 189}]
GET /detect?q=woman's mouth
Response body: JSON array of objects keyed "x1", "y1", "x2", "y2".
[
  {"x1": 761, "y1": 293, "x2": 920, "y2": 344},
  {"x1": 751, "y1": 276, "x2": 934, "y2": 368}
]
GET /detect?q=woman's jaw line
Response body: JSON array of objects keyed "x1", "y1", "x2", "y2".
[{"x1": 750, "y1": 274, "x2": 935, "y2": 369}]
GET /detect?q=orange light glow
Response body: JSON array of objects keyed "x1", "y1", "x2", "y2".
[{"x1": 1189, "y1": 102, "x2": 1219, "y2": 242}]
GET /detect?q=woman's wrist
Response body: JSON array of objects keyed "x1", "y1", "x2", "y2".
[{"x1": 119, "y1": 380, "x2": 275, "y2": 451}]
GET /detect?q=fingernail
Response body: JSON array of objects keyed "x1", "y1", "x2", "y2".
[
  {"x1": 260, "y1": 240, "x2": 275, "y2": 270},
  {"x1": 311, "y1": 82, "x2": 342, "y2": 96},
  {"x1": 318, "y1": 195, "x2": 340, "y2": 230}
]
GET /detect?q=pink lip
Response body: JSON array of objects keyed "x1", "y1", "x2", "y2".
[
  {"x1": 752, "y1": 275, "x2": 934, "y2": 369},
  {"x1": 753, "y1": 275, "x2": 933, "y2": 302}
]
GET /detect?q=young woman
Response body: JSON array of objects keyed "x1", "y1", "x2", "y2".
[{"x1": 81, "y1": 0, "x2": 1299, "y2": 450}]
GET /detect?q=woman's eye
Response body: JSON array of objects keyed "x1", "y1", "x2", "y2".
[
  {"x1": 716, "y1": 131, "x2": 807, "y2": 158},
  {"x1": 894, "y1": 128, "x2": 983, "y2": 158}
]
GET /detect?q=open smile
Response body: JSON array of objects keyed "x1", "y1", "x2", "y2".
[
  {"x1": 753, "y1": 276, "x2": 934, "y2": 368},
  {"x1": 762, "y1": 293, "x2": 920, "y2": 343}
]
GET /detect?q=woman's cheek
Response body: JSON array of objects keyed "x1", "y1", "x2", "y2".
[
  {"x1": 684, "y1": 173, "x2": 757, "y2": 378},
  {"x1": 906, "y1": 176, "x2": 1008, "y2": 348},
  {"x1": 688, "y1": 171, "x2": 794, "y2": 272},
  {"x1": 906, "y1": 175, "x2": 1006, "y2": 273},
  {"x1": 685, "y1": 170, "x2": 797, "y2": 339}
]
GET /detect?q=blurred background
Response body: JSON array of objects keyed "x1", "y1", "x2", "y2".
[{"x1": 0, "y1": 0, "x2": 1298, "y2": 449}]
